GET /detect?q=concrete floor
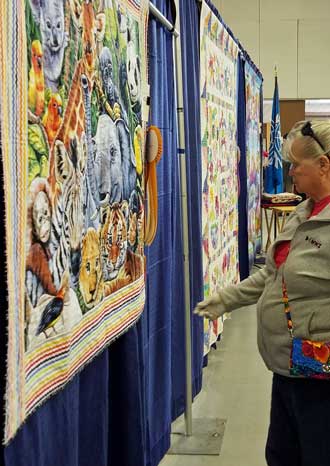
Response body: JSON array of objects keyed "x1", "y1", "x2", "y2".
[{"x1": 160, "y1": 304, "x2": 272, "y2": 466}]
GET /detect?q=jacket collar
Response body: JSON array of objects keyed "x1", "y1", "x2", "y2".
[
  {"x1": 267, "y1": 199, "x2": 330, "y2": 268},
  {"x1": 294, "y1": 198, "x2": 313, "y2": 221},
  {"x1": 309, "y1": 202, "x2": 330, "y2": 221},
  {"x1": 292, "y1": 198, "x2": 330, "y2": 222}
]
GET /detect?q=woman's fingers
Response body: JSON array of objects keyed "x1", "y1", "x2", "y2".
[{"x1": 193, "y1": 304, "x2": 218, "y2": 320}]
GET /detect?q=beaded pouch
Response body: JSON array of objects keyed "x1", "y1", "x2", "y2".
[{"x1": 282, "y1": 280, "x2": 330, "y2": 379}]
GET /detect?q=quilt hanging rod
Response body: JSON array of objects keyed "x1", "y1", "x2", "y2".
[{"x1": 149, "y1": 2, "x2": 179, "y2": 36}]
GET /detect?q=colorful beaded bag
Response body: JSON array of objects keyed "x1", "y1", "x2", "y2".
[{"x1": 282, "y1": 279, "x2": 330, "y2": 379}]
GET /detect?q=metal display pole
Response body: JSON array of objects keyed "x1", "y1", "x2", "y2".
[
  {"x1": 149, "y1": 2, "x2": 179, "y2": 36},
  {"x1": 149, "y1": 1, "x2": 226, "y2": 455},
  {"x1": 172, "y1": 1, "x2": 193, "y2": 438}
]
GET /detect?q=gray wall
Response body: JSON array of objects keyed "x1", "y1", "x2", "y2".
[{"x1": 212, "y1": 0, "x2": 330, "y2": 99}]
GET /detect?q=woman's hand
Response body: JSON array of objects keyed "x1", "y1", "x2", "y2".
[{"x1": 193, "y1": 293, "x2": 226, "y2": 321}]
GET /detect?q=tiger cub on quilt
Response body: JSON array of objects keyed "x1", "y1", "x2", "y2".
[
  {"x1": 78, "y1": 227, "x2": 103, "y2": 312},
  {"x1": 100, "y1": 202, "x2": 143, "y2": 296}
]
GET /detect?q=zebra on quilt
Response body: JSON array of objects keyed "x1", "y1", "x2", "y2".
[
  {"x1": 26, "y1": 136, "x2": 86, "y2": 307},
  {"x1": 49, "y1": 137, "x2": 86, "y2": 290}
]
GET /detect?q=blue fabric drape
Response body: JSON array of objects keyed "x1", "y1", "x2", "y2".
[
  {"x1": 5, "y1": 349, "x2": 110, "y2": 466},
  {"x1": 237, "y1": 55, "x2": 249, "y2": 280},
  {"x1": 107, "y1": 322, "x2": 146, "y2": 466},
  {"x1": 171, "y1": 0, "x2": 204, "y2": 420},
  {"x1": 144, "y1": 3, "x2": 180, "y2": 463},
  {"x1": 143, "y1": 1, "x2": 204, "y2": 463}
]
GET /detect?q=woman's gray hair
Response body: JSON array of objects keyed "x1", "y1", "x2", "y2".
[{"x1": 283, "y1": 120, "x2": 330, "y2": 162}]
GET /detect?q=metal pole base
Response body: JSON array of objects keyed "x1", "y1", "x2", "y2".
[{"x1": 168, "y1": 418, "x2": 226, "y2": 456}]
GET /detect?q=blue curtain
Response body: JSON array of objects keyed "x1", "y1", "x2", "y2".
[
  {"x1": 171, "y1": 0, "x2": 204, "y2": 419},
  {"x1": 143, "y1": 9, "x2": 178, "y2": 465},
  {"x1": 107, "y1": 323, "x2": 146, "y2": 466},
  {"x1": 237, "y1": 54, "x2": 249, "y2": 280},
  {"x1": 4, "y1": 349, "x2": 111, "y2": 466},
  {"x1": 143, "y1": 1, "x2": 204, "y2": 463}
]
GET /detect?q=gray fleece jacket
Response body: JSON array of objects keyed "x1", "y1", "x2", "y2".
[{"x1": 219, "y1": 199, "x2": 330, "y2": 376}]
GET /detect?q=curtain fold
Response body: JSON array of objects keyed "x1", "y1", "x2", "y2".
[
  {"x1": 144, "y1": 2, "x2": 180, "y2": 463},
  {"x1": 107, "y1": 323, "x2": 146, "y2": 466},
  {"x1": 5, "y1": 350, "x2": 110, "y2": 466},
  {"x1": 237, "y1": 55, "x2": 249, "y2": 280},
  {"x1": 171, "y1": 0, "x2": 204, "y2": 420}
]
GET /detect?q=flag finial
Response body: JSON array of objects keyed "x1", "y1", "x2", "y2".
[{"x1": 274, "y1": 65, "x2": 278, "y2": 77}]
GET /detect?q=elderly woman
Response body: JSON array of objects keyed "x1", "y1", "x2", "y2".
[{"x1": 195, "y1": 120, "x2": 330, "y2": 466}]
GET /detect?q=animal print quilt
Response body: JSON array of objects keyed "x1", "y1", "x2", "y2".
[{"x1": 1, "y1": 0, "x2": 148, "y2": 443}]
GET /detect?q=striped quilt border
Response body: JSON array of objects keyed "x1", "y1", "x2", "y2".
[
  {"x1": 25, "y1": 276, "x2": 145, "y2": 414},
  {"x1": 1, "y1": 0, "x2": 28, "y2": 444}
]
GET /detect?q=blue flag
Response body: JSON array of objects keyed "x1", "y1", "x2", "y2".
[{"x1": 265, "y1": 76, "x2": 283, "y2": 194}]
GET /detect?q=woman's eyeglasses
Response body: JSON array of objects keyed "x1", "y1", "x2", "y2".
[{"x1": 301, "y1": 121, "x2": 326, "y2": 152}]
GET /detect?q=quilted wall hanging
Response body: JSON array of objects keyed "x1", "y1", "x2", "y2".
[
  {"x1": 245, "y1": 62, "x2": 262, "y2": 270},
  {"x1": 200, "y1": 0, "x2": 240, "y2": 355},
  {"x1": 1, "y1": 0, "x2": 148, "y2": 443}
]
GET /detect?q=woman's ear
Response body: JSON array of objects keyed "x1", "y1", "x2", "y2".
[{"x1": 319, "y1": 155, "x2": 330, "y2": 173}]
